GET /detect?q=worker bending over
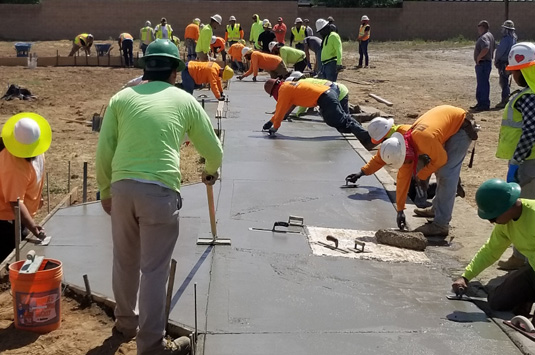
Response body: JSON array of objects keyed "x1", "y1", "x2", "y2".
[
  {"x1": 237, "y1": 48, "x2": 289, "y2": 81},
  {"x1": 262, "y1": 79, "x2": 373, "y2": 148},
  {"x1": 118, "y1": 33, "x2": 134, "y2": 67},
  {"x1": 181, "y1": 61, "x2": 234, "y2": 100},
  {"x1": 68, "y1": 33, "x2": 94, "y2": 56},
  {"x1": 210, "y1": 36, "x2": 227, "y2": 61},
  {"x1": 228, "y1": 40, "x2": 246, "y2": 72},
  {"x1": 269, "y1": 42, "x2": 307, "y2": 72},
  {"x1": 196, "y1": 14, "x2": 222, "y2": 61}
]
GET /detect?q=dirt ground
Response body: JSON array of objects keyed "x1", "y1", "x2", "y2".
[{"x1": 0, "y1": 40, "x2": 514, "y2": 353}]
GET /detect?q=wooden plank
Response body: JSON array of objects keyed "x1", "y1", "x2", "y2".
[{"x1": 369, "y1": 93, "x2": 393, "y2": 107}]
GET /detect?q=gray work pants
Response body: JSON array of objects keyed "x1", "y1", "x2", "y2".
[
  {"x1": 512, "y1": 159, "x2": 535, "y2": 259},
  {"x1": 111, "y1": 179, "x2": 181, "y2": 354},
  {"x1": 433, "y1": 129, "x2": 472, "y2": 226}
]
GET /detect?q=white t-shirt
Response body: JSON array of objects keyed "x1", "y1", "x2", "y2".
[{"x1": 161, "y1": 26, "x2": 169, "y2": 39}]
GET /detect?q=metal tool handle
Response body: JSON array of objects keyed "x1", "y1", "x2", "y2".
[{"x1": 206, "y1": 185, "x2": 217, "y2": 238}]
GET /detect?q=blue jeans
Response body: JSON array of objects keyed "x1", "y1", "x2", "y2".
[
  {"x1": 433, "y1": 129, "x2": 472, "y2": 226},
  {"x1": 140, "y1": 43, "x2": 148, "y2": 56},
  {"x1": 185, "y1": 38, "x2": 196, "y2": 61},
  {"x1": 317, "y1": 88, "x2": 371, "y2": 146},
  {"x1": 497, "y1": 61, "x2": 511, "y2": 103},
  {"x1": 358, "y1": 40, "x2": 369, "y2": 67},
  {"x1": 475, "y1": 60, "x2": 492, "y2": 108},
  {"x1": 181, "y1": 66, "x2": 202, "y2": 95},
  {"x1": 339, "y1": 94, "x2": 349, "y2": 114},
  {"x1": 319, "y1": 61, "x2": 338, "y2": 82}
]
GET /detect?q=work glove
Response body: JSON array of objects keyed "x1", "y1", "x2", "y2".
[
  {"x1": 237, "y1": 75, "x2": 244, "y2": 81},
  {"x1": 452, "y1": 277, "x2": 468, "y2": 297},
  {"x1": 268, "y1": 127, "x2": 278, "y2": 135},
  {"x1": 507, "y1": 163, "x2": 519, "y2": 183},
  {"x1": 263, "y1": 121, "x2": 273, "y2": 130},
  {"x1": 202, "y1": 170, "x2": 219, "y2": 185},
  {"x1": 396, "y1": 211, "x2": 406, "y2": 231},
  {"x1": 345, "y1": 171, "x2": 364, "y2": 184},
  {"x1": 252, "y1": 76, "x2": 257, "y2": 82},
  {"x1": 336, "y1": 65, "x2": 345, "y2": 73},
  {"x1": 218, "y1": 94, "x2": 226, "y2": 101}
]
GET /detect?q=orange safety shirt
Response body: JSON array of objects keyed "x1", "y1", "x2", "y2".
[
  {"x1": 244, "y1": 51, "x2": 283, "y2": 78},
  {"x1": 361, "y1": 124, "x2": 411, "y2": 176},
  {"x1": 395, "y1": 105, "x2": 466, "y2": 212},
  {"x1": 0, "y1": 150, "x2": 45, "y2": 220},
  {"x1": 187, "y1": 61, "x2": 224, "y2": 99},
  {"x1": 210, "y1": 37, "x2": 226, "y2": 50},
  {"x1": 228, "y1": 43, "x2": 244, "y2": 61},
  {"x1": 184, "y1": 23, "x2": 200, "y2": 41},
  {"x1": 270, "y1": 81, "x2": 329, "y2": 129}
]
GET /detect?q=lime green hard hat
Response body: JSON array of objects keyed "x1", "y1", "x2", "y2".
[
  {"x1": 138, "y1": 39, "x2": 185, "y2": 72},
  {"x1": 476, "y1": 178, "x2": 521, "y2": 219}
]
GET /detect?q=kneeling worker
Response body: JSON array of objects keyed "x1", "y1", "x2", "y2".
[
  {"x1": 269, "y1": 41, "x2": 307, "y2": 73},
  {"x1": 262, "y1": 78, "x2": 373, "y2": 148},
  {"x1": 181, "y1": 61, "x2": 234, "y2": 100},
  {"x1": 69, "y1": 33, "x2": 94, "y2": 56},
  {"x1": 452, "y1": 179, "x2": 535, "y2": 317},
  {"x1": 237, "y1": 47, "x2": 289, "y2": 81}
]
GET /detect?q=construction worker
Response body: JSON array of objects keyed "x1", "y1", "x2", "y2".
[
  {"x1": 316, "y1": 19, "x2": 343, "y2": 82},
  {"x1": 196, "y1": 14, "x2": 222, "y2": 62},
  {"x1": 118, "y1": 33, "x2": 134, "y2": 67},
  {"x1": 181, "y1": 61, "x2": 234, "y2": 100},
  {"x1": 269, "y1": 42, "x2": 307, "y2": 72},
  {"x1": 304, "y1": 19, "x2": 314, "y2": 37},
  {"x1": 237, "y1": 47, "x2": 289, "y2": 81},
  {"x1": 287, "y1": 71, "x2": 350, "y2": 115},
  {"x1": 249, "y1": 14, "x2": 263, "y2": 50},
  {"x1": 139, "y1": 21, "x2": 155, "y2": 56},
  {"x1": 494, "y1": 20, "x2": 517, "y2": 109},
  {"x1": 470, "y1": 20, "x2": 495, "y2": 112},
  {"x1": 327, "y1": 16, "x2": 338, "y2": 33},
  {"x1": 273, "y1": 17, "x2": 287, "y2": 45},
  {"x1": 258, "y1": 22, "x2": 276, "y2": 53},
  {"x1": 184, "y1": 18, "x2": 201, "y2": 61},
  {"x1": 290, "y1": 18, "x2": 306, "y2": 50},
  {"x1": 0, "y1": 112, "x2": 51, "y2": 262},
  {"x1": 452, "y1": 179, "x2": 535, "y2": 317},
  {"x1": 357, "y1": 15, "x2": 371, "y2": 68},
  {"x1": 261, "y1": 79, "x2": 373, "y2": 148},
  {"x1": 96, "y1": 39, "x2": 222, "y2": 355},
  {"x1": 225, "y1": 16, "x2": 244, "y2": 47},
  {"x1": 304, "y1": 36, "x2": 322, "y2": 75},
  {"x1": 493, "y1": 42, "x2": 535, "y2": 270},
  {"x1": 210, "y1": 36, "x2": 227, "y2": 61},
  {"x1": 378, "y1": 105, "x2": 478, "y2": 237},
  {"x1": 154, "y1": 17, "x2": 173, "y2": 40},
  {"x1": 68, "y1": 33, "x2": 94, "y2": 56},
  {"x1": 228, "y1": 40, "x2": 246, "y2": 72}
]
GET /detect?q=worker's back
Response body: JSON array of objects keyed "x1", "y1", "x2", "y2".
[
  {"x1": 251, "y1": 51, "x2": 282, "y2": 70},
  {"x1": 187, "y1": 61, "x2": 221, "y2": 84},
  {"x1": 411, "y1": 105, "x2": 466, "y2": 144},
  {"x1": 185, "y1": 23, "x2": 200, "y2": 41}
]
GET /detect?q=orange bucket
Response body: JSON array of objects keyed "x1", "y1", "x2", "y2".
[{"x1": 9, "y1": 258, "x2": 62, "y2": 333}]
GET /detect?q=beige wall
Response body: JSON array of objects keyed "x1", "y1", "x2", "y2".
[{"x1": 0, "y1": 0, "x2": 534, "y2": 42}]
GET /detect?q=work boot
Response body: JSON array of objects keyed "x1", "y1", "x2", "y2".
[
  {"x1": 414, "y1": 221, "x2": 449, "y2": 238},
  {"x1": 495, "y1": 101, "x2": 507, "y2": 109},
  {"x1": 159, "y1": 336, "x2": 191, "y2": 354},
  {"x1": 413, "y1": 206, "x2": 435, "y2": 218},
  {"x1": 497, "y1": 255, "x2": 527, "y2": 271},
  {"x1": 415, "y1": 200, "x2": 433, "y2": 209},
  {"x1": 112, "y1": 325, "x2": 138, "y2": 340}
]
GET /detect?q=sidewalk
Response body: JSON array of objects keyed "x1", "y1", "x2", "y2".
[{"x1": 12, "y1": 77, "x2": 524, "y2": 354}]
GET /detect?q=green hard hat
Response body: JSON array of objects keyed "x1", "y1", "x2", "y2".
[
  {"x1": 475, "y1": 178, "x2": 521, "y2": 219},
  {"x1": 138, "y1": 39, "x2": 185, "y2": 72}
]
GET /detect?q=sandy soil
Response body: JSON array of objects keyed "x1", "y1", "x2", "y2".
[{"x1": 0, "y1": 40, "x2": 515, "y2": 354}]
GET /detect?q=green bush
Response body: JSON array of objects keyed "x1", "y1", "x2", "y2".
[{"x1": 0, "y1": 0, "x2": 40, "y2": 3}]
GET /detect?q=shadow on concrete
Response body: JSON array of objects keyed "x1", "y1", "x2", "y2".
[
  {"x1": 346, "y1": 186, "x2": 392, "y2": 202},
  {"x1": 0, "y1": 323, "x2": 40, "y2": 352},
  {"x1": 447, "y1": 310, "x2": 491, "y2": 323}
]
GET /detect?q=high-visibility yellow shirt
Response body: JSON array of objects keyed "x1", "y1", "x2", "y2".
[
  {"x1": 119, "y1": 33, "x2": 133, "y2": 45},
  {"x1": 321, "y1": 31, "x2": 342, "y2": 65},
  {"x1": 196, "y1": 24, "x2": 213, "y2": 54},
  {"x1": 291, "y1": 26, "x2": 306, "y2": 44},
  {"x1": 140, "y1": 26, "x2": 155, "y2": 45},
  {"x1": 187, "y1": 61, "x2": 224, "y2": 99},
  {"x1": 225, "y1": 24, "x2": 243, "y2": 42},
  {"x1": 74, "y1": 33, "x2": 91, "y2": 47},
  {"x1": 155, "y1": 24, "x2": 173, "y2": 39}
]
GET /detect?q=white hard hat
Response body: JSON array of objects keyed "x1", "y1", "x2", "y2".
[
  {"x1": 268, "y1": 41, "x2": 278, "y2": 52},
  {"x1": 193, "y1": 18, "x2": 201, "y2": 25},
  {"x1": 295, "y1": 17, "x2": 303, "y2": 24},
  {"x1": 361, "y1": 15, "x2": 370, "y2": 21},
  {"x1": 229, "y1": 15, "x2": 236, "y2": 21},
  {"x1": 506, "y1": 42, "x2": 535, "y2": 71},
  {"x1": 502, "y1": 20, "x2": 515, "y2": 30},
  {"x1": 380, "y1": 132, "x2": 406, "y2": 169},
  {"x1": 145, "y1": 20, "x2": 151, "y2": 27},
  {"x1": 211, "y1": 36, "x2": 217, "y2": 44},
  {"x1": 241, "y1": 47, "x2": 252, "y2": 57},
  {"x1": 211, "y1": 14, "x2": 222, "y2": 25},
  {"x1": 288, "y1": 71, "x2": 304, "y2": 81},
  {"x1": 368, "y1": 117, "x2": 394, "y2": 144},
  {"x1": 316, "y1": 19, "x2": 329, "y2": 32}
]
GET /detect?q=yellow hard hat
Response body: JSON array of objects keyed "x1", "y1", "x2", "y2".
[
  {"x1": 1, "y1": 112, "x2": 52, "y2": 158},
  {"x1": 222, "y1": 65, "x2": 234, "y2": 81}
]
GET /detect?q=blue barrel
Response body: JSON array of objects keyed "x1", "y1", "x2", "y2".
[
  {"x1": 95, "y1": 43, "x2": 111, "y2": 56},
  {"x1": 14, "y1": 42, "x2": 32, "y2": 57}
]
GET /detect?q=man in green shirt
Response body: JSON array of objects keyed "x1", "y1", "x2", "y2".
[
  {"x1": 452, "y1": 178, "x2": 535, "y2": 316},
  {"x1": 316, "y1": 18, "x2": 343, "y2": 82},
  {"x1": 96, "y1": 39, "x2": 223, "y2": 355},
  {"x1": 196, "y1": 14, "x2": 222, "y2": 61},
  {"x1": 249, "y1": 14, "x2": 263, "y2": 50},
  {"x1": 269, "y1": 42, "x2": 307, "y2": 72}
]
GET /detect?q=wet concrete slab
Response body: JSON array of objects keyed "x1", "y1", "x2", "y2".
[{"x1": 18, "y1": 77, "x2": 522, "y2": 354}]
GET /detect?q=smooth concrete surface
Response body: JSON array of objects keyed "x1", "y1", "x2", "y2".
[{"x1": 20, "y1": 78, "x2": 522, "y2": 354}]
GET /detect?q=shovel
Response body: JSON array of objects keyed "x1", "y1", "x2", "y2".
[{"x1": 197, "y1": 183, "x2": 231, "y2": 246}]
